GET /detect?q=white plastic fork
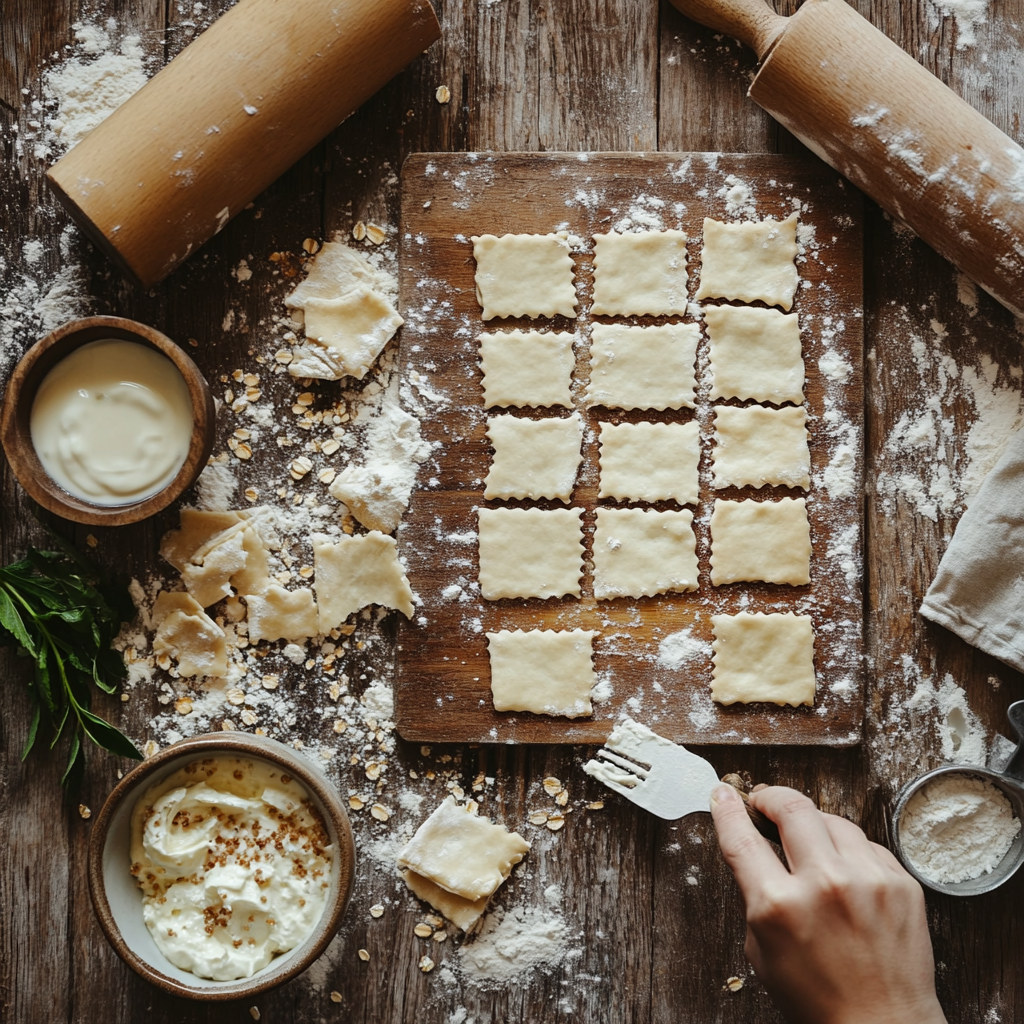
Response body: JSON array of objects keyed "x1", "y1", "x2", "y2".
[{"x1": 584, "y1": 717, "x2": 780, "y2": 841}]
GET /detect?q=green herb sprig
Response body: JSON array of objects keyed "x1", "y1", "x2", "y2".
[{"x1": 0, "y1": 545, "x2": 143, "y2": 792}]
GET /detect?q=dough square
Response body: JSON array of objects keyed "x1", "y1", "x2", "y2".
[
  {"x1": 710, "y1": 498, "x2": 811, "y2": 586},
  {"x1": 598, "y1": 420, "x2": 700, "y2": 505},
  {"x1": 313, "y1": 531, "x2": 415, "y2": 630},
  {"x1": 479, "y1": 330, "x2": 575, "y2": 409},
  {"x1": 402, "y1": 870, "x2": 489, "y2": 933},
  {"x1": 592, "y1": 508, "x2": 698, "y2": 599},
  {"x1": 712, "y1": 405, "x2": 810, "y2": 490},
  {"x1": 396, "y1": 795, "x2": 531, "y2": 902},
  {"x1": 487, "y1": 629, "x2": 597, "y2": 718},
  {"x1": 586, "y1": 322, "x2": 699, "y2": 411},
  {"x1": 711, "y1": 612, "x2": 816, "y2": 706},
  {"x1": 484, "y1": 413, "x2": 583, "y2": 501},
  {"x1": 478, "y1": 507, "x2": 583, "y2": 600},
  {"x1": 471, "y1": 233, "x2": 578, "y2": 320},
  {"x1": 591, "y1": 230, "x2": 688, "y2": 316},
  {"x1": 696, "y1": 213, "x2": 800, "y2": 310},
  {"x1": 705, "y1": 305, "x2": 805, "y2": 404}
]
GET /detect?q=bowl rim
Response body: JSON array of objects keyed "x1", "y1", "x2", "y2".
[
  {"x1": 87, "y1": 732, "x2": 356, "y2": 1000},
  {"x1": 0, "y1": 315, "x2": 216, "y2": 526}
]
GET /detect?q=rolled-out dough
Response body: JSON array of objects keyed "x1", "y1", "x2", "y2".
[
  {"x1": 592, "y1": 508, "x2": 698, "y2": 599},
  {"x1": 710, "y1": 498, "x2": 812, "y2": 586},
  {"x1": 484, "y1": 413, "x2": 583, "y2": 501},
  {"x1": 471, "y1": 233, "x2": 578, "y2": 319},
  {"x1": 712, "y1": 405, "x2": 810, "y2": 490},
  {"x1": 598, "y1": 420, "x2": 700, "y2": 504},
  {"x1": 591, "y1": 230, "x2": 688, "y2": 316},
  {"x1": 479, "y1": 330, "x2": 576, "y2": 409}
]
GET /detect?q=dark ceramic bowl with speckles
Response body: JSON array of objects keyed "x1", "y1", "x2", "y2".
[{"x1": 88, "y1": 732, "x2": 355, "y2": 1000}]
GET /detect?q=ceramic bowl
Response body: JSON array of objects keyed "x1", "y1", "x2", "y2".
[
  {"x1": 88, "y1": 733, "x2": 356, "y2": 1000},
  {"x1": 0, "y1": 315, "x2": 215, "y2": 526}
]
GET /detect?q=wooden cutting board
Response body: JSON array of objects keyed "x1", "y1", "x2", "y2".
[{"x1": 394, "y1": 152, "x2": 863, "y2": 746}]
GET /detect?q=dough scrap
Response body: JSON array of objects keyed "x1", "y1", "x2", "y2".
[
  {"x1": 151, "y1": 591, "x2": 228, "y2": 678},
  {"x1": 591, "y1": 230, "x2": 688, "y2": 316},
  {"x1": 396, "y1": 796, "x2": 530, "y2": 903},
  {"x1": 401, "y1": 870, "x2": 489, "y2": 933},
  {"x1": 245, "y1": 585, "x2": 319, "y2": 643},
  {"x1": 313, "y1": 531, "x2": 415, "y2": 630},
  {"x1": 598, "y1": 420, "x2": 700, "y2": 505},
  {"x1": 710, "y1": 498, "x2": 811, "y2": 586},
  {"x1": 284, "y1": 242, "x2": 404, "y2": 382},
  {"x1": 592, "y1": 508, "x2": 698, "y2": 599},
  {"x1": 479, "y1": 330, "x2": 575, "y2": 409},
  {"x1": 586, "y1": 322, "x2": 699, "y2": 411},
  {"x1": 712, "y1": 405, "x2": 810, "y2": 490},
  {"x1": 696, "y1": 213, "x2": 800, "y2": 310},
  {"x1": 159, "y1": 511, "x2": 243, "y2": 572},
  {"x1": 484, "y1": 413, "x2": 583, "y2": 501},
  {"x1": 296, "y1": 288, "x2": 404, "y2": 381},
  {"x1": 471, "y1": 233, "x2": 578, "y2": 319},
  {"x1": 179, "y1": 529, "x2": 248, "y2": 608},
  {"x1": 705, "y1": 305, "x2": 804, "y2": 404},
  {"x1": 486, "y1": 629, "x2": 597, "y2": 718},
  {"x1": 711, "y1": 612, "x2": 816, "y2": 706},
  {"x1": 477, "y1": 507, "x2": 583, "y2": 600},
  {"x1": 230, "y1": 527, "x2": 272, "y2": 596}
]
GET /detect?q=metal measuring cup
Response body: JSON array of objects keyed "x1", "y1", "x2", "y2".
[{"x1": 892, "y1": 700, "x2": 1024, "y2": 896}]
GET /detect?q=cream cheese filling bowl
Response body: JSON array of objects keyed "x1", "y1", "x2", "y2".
[
  {"x1": 30, "y1": 339, "x2": 193, "y2": 506},
  {"x1": 89, "y1": 734, "x2": 355, "y2": 1000},
  {"x1": 131, "y1": 757, "x2": 332, "y2": 981}
]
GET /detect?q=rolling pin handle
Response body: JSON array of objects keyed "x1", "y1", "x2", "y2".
[
  {"x1": 1003, "y1": 701, "x2": 1024, "y2": 784},
  {"x1": 667, "y1": 0, "x2": 788, "y2": 61}
]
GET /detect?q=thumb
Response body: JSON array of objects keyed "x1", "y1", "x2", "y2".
[{"x1": 711, "y1": 784, "x2": 787, "y2": 898}]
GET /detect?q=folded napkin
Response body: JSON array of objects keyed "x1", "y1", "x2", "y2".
[{"x1": 921, "y1": 426, "x2": 1024, "y2": 673}]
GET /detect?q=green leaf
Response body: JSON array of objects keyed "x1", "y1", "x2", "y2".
[
  {"x1": 34, "y1": 643, "x2": 58, "y2": 715},
  {"x1": 50, "y1": 701, "x2": 71, "y2": 749},
  {"x1": 79, "y1": 708, "x2": 143, "y2": 761},
  {"x1": 21, "y1": 702, "x2": 40, "y2": 760},
  {"x1": 61, "y1": 730, "x2": 82, "y2": 785},
  {"x1": 62, "y1": 735, "x2": 86, "y2": 798},
  {"x1": 0, "y1": 586, "x2": 36, "y2": 655}
]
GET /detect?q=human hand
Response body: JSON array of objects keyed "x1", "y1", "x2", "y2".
[{"x1": 710, "y1": 784, "x2": 948, "y2": 1024}]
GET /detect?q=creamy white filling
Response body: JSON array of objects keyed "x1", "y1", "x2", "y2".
[{"x1": 130, "y1": 758, "x2": 332, "y2": 981}]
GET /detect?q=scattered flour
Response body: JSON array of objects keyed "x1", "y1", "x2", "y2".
[
  {"x1": 40, "y1": 24, "x2": 149, "y2": 156},
  {"x1": 927, "y1": 0, "x2": 989, "y2": 49},
  {"x1": 194, "y1": 459, "x2": 239, "y2": 511},
  {"x1": 656, "y1": 628, "x2": 709, "y2": 671},
  {"x1": 459, "y1": 905, "x2": 568, "y2": 985},
  {"x1": 900, "y1": 773, "x2": 1020, "y2": 883}
]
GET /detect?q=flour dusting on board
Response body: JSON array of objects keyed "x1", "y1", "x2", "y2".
[{"x1": 927, "y1": 0, "x2": 989, "y2": 49}]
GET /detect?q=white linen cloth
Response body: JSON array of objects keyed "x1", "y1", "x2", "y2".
[{"x1": 921, "y1": 427, "x2": 1024, "y2": 673}]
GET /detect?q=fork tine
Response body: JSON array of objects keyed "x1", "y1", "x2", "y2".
[{"x1": 597, "y1": 748, "x2": 651, "y2": 779}]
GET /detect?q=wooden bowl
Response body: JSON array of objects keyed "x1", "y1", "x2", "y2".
[
  {"x1": 88, "y1": 732, "x2": 357, "y2": 1000},
  {"x1": 0, "y1": 315, "x2": 215, "y2": 526}
]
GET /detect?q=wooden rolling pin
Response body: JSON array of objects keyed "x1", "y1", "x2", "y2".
[
  {"x1": 47, "y1": 0, "x2": 440, "y2": 289},
  {"x1": 670, "y1": 0, "x2": 1024, "y2": 318}
]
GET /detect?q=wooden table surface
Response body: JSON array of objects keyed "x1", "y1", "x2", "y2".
[{"x1": 2, "y1": 1, "x2": 1023, "y2": 1022}]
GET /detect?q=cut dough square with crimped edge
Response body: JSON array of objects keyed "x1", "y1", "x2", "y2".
[
  {"x1": 586, "y1": 322, "x2": 699, "y2": 411},
  {"x1": 598, "y1": 420, "x2": 700, "y2": 504},
  {"x1": 710, "y1": 498, "x2": 811, "y2": 585},
  {"x1": 471, "y1": 233, "x2": 578, "y2": 320},
  {"x1": 592, "y1": 508, "x2": 698, "y2": 599},
  {"x1": 705, "y1": 305, "x2": 804, "y2": 404},
  {"x1": 486, "y1": 629, "x2": 598, "y2": 718},
  {"x1": 712, "y1": 405, "x2": 810, "y2": 490},
  {"x1": 479, "y1": 330, "x2": 575, "y2": 408},
  {"x1": 696, "y1": 213, "x2": 800, "y2": 310},
  {"x1": 484, "y1": 413, "x2": 583, "y2": 501},
  {"x1": 396, "y1": 795, "x2": 530, "y2": 903},
  {"x1": 477, "y1": 507, "x2": 584, "y2": 600},
  {"x1": 591, "y1": 230, "x2": 688, "y2": 316},
  {"x1": 245, "y1": 585, "x2": 319, "y2": 643},
  {"x1": 711, "y1": 612, "x2": 816, "y2": 706}
]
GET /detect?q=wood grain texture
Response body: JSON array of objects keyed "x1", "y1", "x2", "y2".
[
  {"x1": 1, "y1": 0, "x2": 1023, "y2": 1022},
  {"x1": 396, "y1": 150, "x2": 864, "y2": 746}
]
